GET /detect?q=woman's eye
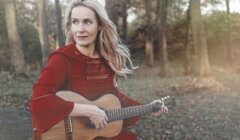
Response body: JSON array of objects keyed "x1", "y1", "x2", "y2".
[
  {"x1": 84, "y1": 20, "x2": 92, "y2": 24},
  {"x1": 72, "y1": 19, "x2": 79, "y2": 24}
]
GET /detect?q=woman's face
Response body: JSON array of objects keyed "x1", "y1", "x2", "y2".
[{"x1": 71, "y1": 6, "x2": 99, "y2": 48}]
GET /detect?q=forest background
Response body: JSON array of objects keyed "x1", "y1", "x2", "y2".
[{"x1": 0, "y1": 0, "x2": 240, "y2": 140}]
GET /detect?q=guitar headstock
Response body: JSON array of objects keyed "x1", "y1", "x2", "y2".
[
  {"x1": 152, "y1": 95, "x2": 176, "y2": 111},
  {"x1": 161, "y1": 95, "x2": 176, "y2": 107}
]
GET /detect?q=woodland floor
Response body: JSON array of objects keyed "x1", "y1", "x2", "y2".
[{"x1": 0, "y1": 57, "x2": 240, "y2": 140}]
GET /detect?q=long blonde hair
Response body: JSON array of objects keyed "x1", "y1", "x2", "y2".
[{"x1": 65, "y1": 0, "x2": 136, "y2": 78}]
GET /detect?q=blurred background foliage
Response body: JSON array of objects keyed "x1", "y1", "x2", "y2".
[{"x1": 0, "y1": 0, "x2": 239, "y2": 74}]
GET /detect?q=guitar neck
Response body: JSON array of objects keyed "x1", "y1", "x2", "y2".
[{"x1": 105, "y1": 103, "x2": 158, "y2": 122}]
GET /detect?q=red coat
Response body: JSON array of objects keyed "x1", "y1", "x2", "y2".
[{"x1": 30, "y1": 43, "x2": 141, "y2": 140}]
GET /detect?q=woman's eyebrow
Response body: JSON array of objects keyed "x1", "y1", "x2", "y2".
[
  {"x1": 83, "y1": 17, "x2": 93, "y2": 21},
  {"x1": 71, "y1": 17, "x2": 79, "y2": 20},
  {"x1": 71, "y1": 17, "x2": 93, "y2": 20}
]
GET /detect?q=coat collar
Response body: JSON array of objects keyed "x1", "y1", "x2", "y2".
[{"x1": 49, "y1": 43, "x2": 103, "y2": 61}]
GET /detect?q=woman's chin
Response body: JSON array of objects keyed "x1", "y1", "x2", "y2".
[{"x1": 76, "y1": 42, "x2": 91, "y2": 47}]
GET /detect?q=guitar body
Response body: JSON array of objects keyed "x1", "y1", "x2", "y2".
[
  {"x1": 41, "y1": 92, "x2": 123, "y2": 140},
  {"x1": 35, "y1": 91, "x2": 175, "y2": 140}
]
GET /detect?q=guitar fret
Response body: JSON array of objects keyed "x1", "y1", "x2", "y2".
[
  {"x1": 136, "y1": 106, "x2": 139, "y2": 116},
  {"x1": 137, "y1": 106, "x2": 140, "y2": 116},
  {"x1": 109, "y1": 111, "x2": 113, "y2": 121},
  {"x1": 120, "y1": 108, "x2": 123, "y2": 119},
  {"x1": 139, "y1": 107, "x2": 141, "y2": 115},
  {"x1": 114, "y1": 109, "x2": 117, "y2": 121},
  {"x1": 111, "y1": 110, "x2": 114, "y2": 121},
  {"x1": 136, "y1": 106, "x2": 138, "y2": 116},
  {"x1": 139, "y1": 106, "x2": 142, "y2": 116},
  {"x1": 110, "y1": 110, "x2": 114, "y2": 121},
  {"x1": 113, "y1": 109, "x2": 116, "y2": 121},
  {"x1": 138, "y1": 106, "x2": 141, "y2": 116},
  {"x1": 119, "y1": 109, "x2": 122, "y2": 119},
  {"x1": 133, "y1": 107, "x2": 135, "y2": 116},
  {"x1": 131, "y1": 107, "x2": 134, "y2": 116},
  {"x1": 134, "y1": 106, "x2": 136, "y2": 116},
  {"x1": 128, "y1": 107, "x2": 131, "y2": 118},
  {"x1": 143, "y1": 105, "x2": 146, "y2": 115},
  {"x1": 124, "y1": 108, "x2": 128, "y2": 118},
  {"x1": 116, "y1": 109, "x2": 119, "y2": 120},
  {"x1": 127, "y1": 108, "x2": 130, "y2": 118},
  {"x1": 132, "y1": 107, "x2": 134, "y2": 116},
  {"x1": 116, "y1": 109, "x2": 120, "y2": 120},
  {"x1": 124, "y1": 108, "x2": 128, "y2": 119},
  {"x1": 115, "y1": 109, "x2": 118, "y2": 120},
  {"x1": 117, "y1": 109, "x2": 120, "y2": 119},
  {"x1": 111, "y1": 111, "x2": 114, "y2": 121},
  {"x1": 130, "y1": 108, "x2": 133, "y2": 117}
]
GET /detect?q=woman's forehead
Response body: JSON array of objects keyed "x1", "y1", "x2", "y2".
[{"x1": 71, "y1": 6, "x2": 96, "y2": 20}]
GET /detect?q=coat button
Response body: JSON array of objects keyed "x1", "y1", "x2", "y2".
[{"x1": 74, "y1": 51, "x2": 80, "y2": 55}]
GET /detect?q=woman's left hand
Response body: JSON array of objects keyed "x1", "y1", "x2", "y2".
[{"x1": 150, "y1": 100, "x2": 168, "y2": 116}]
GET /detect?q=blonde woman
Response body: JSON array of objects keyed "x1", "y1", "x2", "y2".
[{"x1": 30, "y1": 0, "x2": 168, "y2": 139}]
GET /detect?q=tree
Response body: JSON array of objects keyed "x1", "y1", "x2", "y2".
[
  {"x1": 190, "y1": 0, "x2": 211, "y2": 76},
  {"x1": 55, "y1": 0, "x2": 64, "y2": 48},
  {"x1": 225, "y1": 0, "x2": 232, "y2": 68},
  {"x1": 15, "y1": 0, "x2": 42, "y2": 66},
  {"x1": 121, "y1": 0, "x2": 128, "y2": 42},
  {"x1": 157, "y1": 0, "x2": 170, "y2": 76},
  {"x1": 144, "y1": 0, "x2": 154, "y2": 66},
  {"x1": 183, "y1": 4, "x2": 192, "y2": 75},
  {"x1": 105, "y1": 0, "x2": 118, "y2": 25},
  {"x1": 106, "y1": 0, "x2": 128, "y2": 42},
  {"x1": 4, "y1": 0, "x2": 25, "y2": 75},
  {"x1": 37, "y1": 0, "x2": 50, "y2": 65}
]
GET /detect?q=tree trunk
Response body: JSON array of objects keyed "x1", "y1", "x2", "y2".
[
  {"x1": 37, "y1": 0, "x2": 49, "y2": 65},
  {"x1": 158, "y1": 0, "x2": 169, "y2": 76},
  {"x1": 106, "y1": 0, "x2": 127, "y2": 41},
  {"x1": 183, "y1": 4, "x2": 192, "y2": 75},
  {"x1": 121, "y1": 0, "x2": 128, "y2": 42},
  {"x1": 225, "y1": 0, "x2": 232, "y2": 69},
  {"x1": 145, "y1": 41, "x2": 154, "y2": 66},
  {"x1": 4, "y1": 0, "x2": 25, "y2": 75},
  {"x1": 105, "y1": 0, "x2": 118, "y2": 25},
  {"x1": 55, "y1": 0, "x2": 64, "y2": 48},
  {"x1": 145, "y1": 0, "x2": 154, "y2": 66},
  {"x1": 190, "y1": 0, "x2": 211, "y2": 76}
]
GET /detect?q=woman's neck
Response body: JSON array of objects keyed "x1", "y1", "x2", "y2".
[{"x1": 76, "y1": 44, "x2": 100, "y2": 58}]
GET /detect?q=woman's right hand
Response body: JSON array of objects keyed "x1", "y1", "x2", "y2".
[{"x1": 85, "y1": 105, "x2": 108, "y2": 129}]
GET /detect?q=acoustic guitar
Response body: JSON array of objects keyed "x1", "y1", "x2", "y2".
[{"x1": 38, "y1": 91, "x2": 175, "y2": 140}]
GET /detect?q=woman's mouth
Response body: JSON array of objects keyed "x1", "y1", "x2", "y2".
[{"x1": 76, "y1": 36, "x2": 89, "y2": 40}]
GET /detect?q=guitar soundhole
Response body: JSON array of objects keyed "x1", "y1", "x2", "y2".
[{"x1": 87, "y1": 120, "x2": 95, "y2": 128}]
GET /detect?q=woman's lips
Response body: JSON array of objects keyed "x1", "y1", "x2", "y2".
[{"x1": 76, "y1": 36, "x2": 89, "y2": 40}]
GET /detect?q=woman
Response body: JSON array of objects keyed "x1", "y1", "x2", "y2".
[{"x1": 30, "y1": 0, "x2": 168, "y2": 139}]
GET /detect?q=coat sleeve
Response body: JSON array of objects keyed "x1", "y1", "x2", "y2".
[
  {"x1": 114, "y1": 89, "x2": 142, "y2": 128},
  {"x1": 30, "y1": 53, "x2": 74, "y2": 133}
]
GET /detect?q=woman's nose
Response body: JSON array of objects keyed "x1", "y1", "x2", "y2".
[{"x1": 76, "y1": 23, "x2": 85, "y2": 32}]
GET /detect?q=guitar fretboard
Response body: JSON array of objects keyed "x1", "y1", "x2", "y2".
[{"x1": 105, "y1": 103, "x2": 159, "y2": 122}]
